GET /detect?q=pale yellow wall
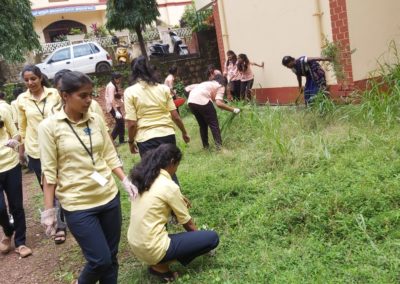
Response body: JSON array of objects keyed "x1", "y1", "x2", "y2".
[
  {"x1": 158, "y1": 4, "x2": 188, "y2": 27},
  {"x1": 32, "y1": 0, "x2": 187, "y2": 26},
  {"x1": 34, "y1": 11, "x2": 106, "y2": 42},
  {"x1": 195, "y1": 0, "x2": 213, "y2": 11},
  {"x1": 347, "y1": 0, "x2": 400, "y2": 81},
  {"x1": 32, "y1": 0, "x2": 103, "y2": 10},
  {"x1": 32, "y1": 0, "x2": 188, "y2": 42},
  {"x1": 217, "y1": 0, "x2": 335, "y2": 88}
]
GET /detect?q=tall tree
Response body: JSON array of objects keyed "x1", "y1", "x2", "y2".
[
  {"x1": 106, "y1": 0, "x2": 160, "y2": 58},
  {"x1": 0, "y1": 0, "x2": 40, "y2": 62}
]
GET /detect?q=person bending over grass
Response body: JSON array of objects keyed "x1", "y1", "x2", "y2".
[
  {"x1": 188, "y1": 74, "x2": 240, "y2": 150},
  {"x1": 205, "y1": 64, "x2": 222, "y2": 81},
  {"x1": 282, "y1": 55, "x2": 331, "y2": 106},
  {"x1": 128, "y1": 144, "x2": 219, "y2": 282}
]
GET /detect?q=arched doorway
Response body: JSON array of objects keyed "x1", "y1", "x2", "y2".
[{"x1": 43, "y1": 20, "x2": 87, "y2": 43}]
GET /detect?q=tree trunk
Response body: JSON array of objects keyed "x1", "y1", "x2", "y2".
[{"x1": 135, "y1": 24, "x2": 147, "y2": 59}]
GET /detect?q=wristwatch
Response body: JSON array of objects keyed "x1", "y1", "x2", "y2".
[{"x1": 128, "y1": 140, "x2": 135, "y2": 144}]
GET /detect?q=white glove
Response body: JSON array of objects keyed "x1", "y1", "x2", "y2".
[
  {"x1": 40, "y1": 208, "x2": 57, "y2": 237},
  {"x1": 115, "y1": 111, "x2": 122, "y2": 119},
  {"x1": 233, "y1": 108, "x2": 241, "y2": 114},
  {"x1": 122, "y1": 177, "x2": 138, "y2": 201},
  {"x1": 5, "y1": 139, "x2": 19, "y2": 149}
]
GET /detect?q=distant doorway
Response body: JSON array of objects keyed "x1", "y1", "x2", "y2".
[{"x1": 43, "y1": 20, "x2": 87, "y2": 43}]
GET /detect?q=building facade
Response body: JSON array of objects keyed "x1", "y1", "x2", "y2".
[
  {"x1": 31, "y1": 0, "x2": 191, "y2": 43},
  {"x1": 208, "y1": 0, "x2": 400, "y2": 104}
]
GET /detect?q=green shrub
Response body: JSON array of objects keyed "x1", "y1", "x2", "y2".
[
  {"x1": 180, "y1": 1, "x2": 213, "y2": 32},
  {"x1": 0, "y1": 82, "x2": 24, "y2": 103},
  {"x1": 69, "y1": 27, "x2": 83, "y2": 35}
]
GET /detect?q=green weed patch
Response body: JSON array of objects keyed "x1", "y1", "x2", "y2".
[{"x1": 112, "y1": 96, "x2": 400, "y2": 283}]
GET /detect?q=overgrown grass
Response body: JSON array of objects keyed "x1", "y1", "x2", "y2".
[
  {"x1": 111, "y1": 91, "x2": 400, "y2": 283},
  {"x1": 57, "y1": 53, "x2": 400, "y2": 283}
]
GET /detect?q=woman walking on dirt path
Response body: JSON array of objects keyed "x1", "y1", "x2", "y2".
[
  {"x1": 38, "y1": 71, "x2": 138, "y2": 284},
  {"x1": 128, "y1": 144, "x2": 219, "y2": 282},
  {"x1": 0, "y1": 110, "x2": 32, "y2": 258},
  {"x1": 105, "y1": 72, "x2": 126, "y2": 145},
  {"x1": 187, "y1": 74, "x2": 240, "y2": 150},
  {"x1": 124, "y1": 56, "x2": 190, "y2": 183},
  {"x1": 282, "y1": 55, "x2": 331, "y2": 105},
  {"x1": 237, "y1": 53, "x2": 264, "y2": 101},
  {"x1": 223, "y1": 50, "x2": 240, "y2": 101},
  {"x1": 52, "y1": 69, "x2": 112, "y2": 245},
  {"x1": 16, "y1": 65, "x2": 61, "y2": 186},
  {"x1": 54, "y1": 69, "x2": 107, "y2": 125}
]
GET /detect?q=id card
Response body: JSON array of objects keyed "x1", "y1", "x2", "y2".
[{"x1": 90, "y1": 171, "x2": 108, "y2": 186}]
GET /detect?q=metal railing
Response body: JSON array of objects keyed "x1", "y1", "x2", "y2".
[{"x1": 39, "y1": 27, "x2": 193, "y2": 55}]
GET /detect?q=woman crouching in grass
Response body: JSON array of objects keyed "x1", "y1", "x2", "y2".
[{"x1": 128, "y1": 144, "x2": 219, "y2": 282}]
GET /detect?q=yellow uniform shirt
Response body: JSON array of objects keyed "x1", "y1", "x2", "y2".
[
  {"x1": 17, "y1": 87, "x2": 61, "y2": 159},
  {"x1": 0, "y1": 100, "x2": 13, "y2": 117},
  {"x1": 0, "y1": 109, "x2": 19, "y2": 173},
  {"x1": 53, "y1": 98, "x2": 108, "y2": 132},
  {"x1": 38, "y1": 109, "x2": 122, "y2": 211},
  {"x1": 11, "y1": 100, "x2": 18, "y2": 124},
  {"x1": 124, "y1": 81, "x2": 176, "y2": 143},
  {"x1": 127, "y1": 169, "x2": 191, "y2": 265}
]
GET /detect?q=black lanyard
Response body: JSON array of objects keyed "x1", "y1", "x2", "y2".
[
  {"x1": 34, "y1": 98, "x2": 47, "y2": 118},
  {"x1": 65, "y1": 120, "x2": 95, "y2": 166}
]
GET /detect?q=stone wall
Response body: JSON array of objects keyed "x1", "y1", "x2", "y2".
[
  {"x1": 0, "y1": 61, "x2": 25, "y2": 86},
  {"x1": 149, "y1": 29, "x2": 221, "y2": 85}
]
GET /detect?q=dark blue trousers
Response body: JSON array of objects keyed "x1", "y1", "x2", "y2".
[
  {"x1": 304, "y1": 76, "x2": 320, "y2": 106},
  {"x1": 110, "y1": 108, "x2": 125, "y2": 144},
  {"x1": 188, "y1": 102, "x2": 222, "y2": 149},
  {"x1": 137, "y1": 135, "x2": 180, "y2": 185},
  {"x1": 63, "y1": 195, "x2": 122, "y2": 284},
  {"x1": 0, "y1": 164, "x2": 26, "y2": 247},
  {"x1": 27, "y1": 156, "x2": 42, "y2": 189},
  {"x1": 160, "y1": 230, "x2": 219, "y2": 266},
  {"x1": 137, "y1": 134, "x2": 177, "y2": 157}
]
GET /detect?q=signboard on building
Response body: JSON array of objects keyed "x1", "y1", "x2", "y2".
[{"x1": 32, "y1": 5, "x2": 96, "y2": 17}]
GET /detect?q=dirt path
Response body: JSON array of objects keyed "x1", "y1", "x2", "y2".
[
  {"x1": 0, "y1": 171, "x2": 78, "y2": 284},
  {"x1": 0, "y1": 89, "x2": 116, "y2": 283}
]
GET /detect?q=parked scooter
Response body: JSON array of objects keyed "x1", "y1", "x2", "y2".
[
  {"x1": 115, "y1": 42, "x2": 130, "y2": 65},
  {"x1": 112, "y1": 36, "x2": 130, "y2": 65},
  {"x1": 169, "y1": 30, "x2": 189, "y2": 55},
  {"x1": 149, "y1": 29, "x2": 189, "y2": 57},
  {"x1": 149, "y1": 43, "x2": 170, "y2": 56}
]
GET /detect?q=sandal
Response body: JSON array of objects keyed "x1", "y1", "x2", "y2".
[
  {"x1": 15, "y1": 245, "x2": 32, "y2": 258},
  {"x1": 148, "y1": 267, "x2": 178, "y2": 282},
  {"x1": 54, "y1": 229, "x2": 66, "y2": 245}
]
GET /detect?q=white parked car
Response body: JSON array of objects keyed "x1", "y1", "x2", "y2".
[{"x1": 37, "y1": 42, "x2": 113, "y2": 79}]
